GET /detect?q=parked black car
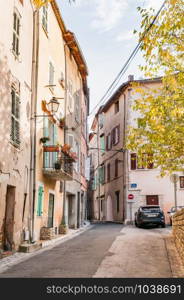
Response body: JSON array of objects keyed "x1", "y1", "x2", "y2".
[{"x1": 135, "y1": 205, "x2": 165, "y2": 228}]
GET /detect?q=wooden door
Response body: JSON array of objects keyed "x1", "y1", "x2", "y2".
[
  {"x1": 4, "y1": 186, "x2": 16, "y2": 251},
  {"x1": 146, "y1": 195, "x2": 159, "y2": 205},
  {"x1": 47, "y1": 194, "x2": 54, "y2": 228}
]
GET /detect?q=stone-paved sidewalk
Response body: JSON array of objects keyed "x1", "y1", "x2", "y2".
[{"x1": 0, "y1": 222, "x2": 93, "y2": 274}]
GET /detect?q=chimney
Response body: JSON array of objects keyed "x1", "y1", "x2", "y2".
[{"x1": 128, "y1": 75, "x2": 134, "y2": 81}]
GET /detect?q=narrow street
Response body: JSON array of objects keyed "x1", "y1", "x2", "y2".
[{"x1": 0, "y1": 224, "x2": 173, "y2": 278}]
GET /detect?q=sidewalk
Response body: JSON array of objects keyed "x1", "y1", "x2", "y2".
[{"x1": 0, "y1": 221, "x2": 93, "y2": 274}]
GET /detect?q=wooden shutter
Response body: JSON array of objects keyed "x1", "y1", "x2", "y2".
[
  {"x1": 130, "y1": 153, "x2": 137, "y2": 170},
  {"x1": 115, "y1": 159, "x2": 119, "y2": 177},
  {"x1": 37, "y1": 186, "x2": 43, "y2": 216},
  {"x1": 49, "y1": 62, "x2": 54, "y2": 85},
  {"x1": 107, "y1": 163, "x2": 111, "y2": 181}
]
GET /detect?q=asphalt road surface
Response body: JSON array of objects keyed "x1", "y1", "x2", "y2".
[{"x1": 0, "y1": 224, "x2": 172, "y2": 278}]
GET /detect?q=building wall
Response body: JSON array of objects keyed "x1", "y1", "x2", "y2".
[
  {"x1": 125, "y1": 82, "x2": 184, "y2": 224},
  {"x1": 34, "y1": 3, "x2": 65, "y2": 240},
  {"x1": 0, "y1": 0, "x2": 33, "y2": 250},
  {"x1": 65, "y1": 45, "x2": 86, "y2": 228}
]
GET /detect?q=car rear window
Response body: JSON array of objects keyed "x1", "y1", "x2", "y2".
[{"x1": 141, "y1": 207, "x2": 161, "y2": 213}]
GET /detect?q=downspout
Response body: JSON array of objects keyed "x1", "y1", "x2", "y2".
[
  {"x1": 62, "y1": 42, "x2": 68, "y2": 227},
  {"x1": 29, "y1": 9, "x2": 39, "y2": 243},
  {"x1": 97, "y1": 118, "x2": 100, "y2": 220}
]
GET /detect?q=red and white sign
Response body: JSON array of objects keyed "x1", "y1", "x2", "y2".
[{"x1": 128, "y1": 194, "x2": 134, "y2": 200}]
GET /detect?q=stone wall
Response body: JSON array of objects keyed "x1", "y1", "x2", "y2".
[
  {"x1": 172, "y1": 208, "x2": 184, "y2": 265},
  {"x1": 40, "y1": 227, "x2": 55, "y2": 240}
]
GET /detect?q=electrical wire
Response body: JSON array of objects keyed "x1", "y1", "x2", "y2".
[{"x1": 89, "y1": 0, "x2": 167, "y2": 117}]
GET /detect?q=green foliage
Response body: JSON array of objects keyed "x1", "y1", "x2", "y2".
[{"x1": 127, "y1": 0, "x2": 184, "y2": 176}]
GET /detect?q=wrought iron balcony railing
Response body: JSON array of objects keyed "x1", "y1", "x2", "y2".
[{"x1": 42, "y1": 145, "x2": 73, "y2": 181}]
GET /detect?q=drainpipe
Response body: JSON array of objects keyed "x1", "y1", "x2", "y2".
[
  {"x1": 62, "y1": 42, "x2": 68, "y2": 227},
  {"x1": 29, "y1": 9, "x2": 39, "y2": 243},
  {"x1": 97, "y1": 118, "x2": 100, "y2": 220}
]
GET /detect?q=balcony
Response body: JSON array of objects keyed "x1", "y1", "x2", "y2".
[{"x1": 43, "y1": 145, "x2": 74, "y2": 181}]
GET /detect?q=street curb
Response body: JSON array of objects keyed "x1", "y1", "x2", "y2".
[
  {"x1": 164, "y1": 235, "x2": 184, "y2": 278},
  {"x1": 0, "y1": 223, "x2": 94, "y2": 274}
]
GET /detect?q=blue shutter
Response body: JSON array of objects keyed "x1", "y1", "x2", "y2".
[{"x1": 37, "y1": 186, "x2": 43, "y2": 216}]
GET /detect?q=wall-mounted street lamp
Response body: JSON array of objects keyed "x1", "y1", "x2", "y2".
[{"x1": 46, "y1": 97, "x2": 60, "y2": 114}]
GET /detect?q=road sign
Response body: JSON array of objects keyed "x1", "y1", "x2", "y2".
[
  {"x1": 130, "y1": 183, "x2": 137, "y2": 189},
  {"x1": 128, "y1": 194, "x2": 134, "y2": 200}
]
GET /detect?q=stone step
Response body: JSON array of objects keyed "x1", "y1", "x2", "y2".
[{"x1": 19, "y1": 242, "x2": 42, "y2": 253}]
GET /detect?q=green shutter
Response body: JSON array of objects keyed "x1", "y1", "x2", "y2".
[
  {"x1": 53, "y1": 124, "x2": 58, "y2": 163},
  {"x1": 43, "y1": 117, "x2": 49, "y2": 141},
  {"x1": 37, "y1": 186, "x2": 43, "y2": 216},
  {"x1": 43, "y1": 117, "x2": 49, "y2": 168}
]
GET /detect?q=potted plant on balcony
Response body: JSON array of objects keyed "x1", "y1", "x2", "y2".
[
  {"x1": 59, "y1": 117, "x2": 65, "y2": 129},
  {"x1": 40, "y1": 136, "x2": 50, "y2": 144},
  {"x1": 54, "y1": 160, "x2": 62, "y2": 170}
]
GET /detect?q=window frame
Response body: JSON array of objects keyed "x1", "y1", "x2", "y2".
[
  {"x1": 42, "y1": 5, "x2": 48, "y2": 33},
  {"x1": 12, "y1": 10, "x2": 20, "y2": 57},
  {"x1": 114, "y1": 101, "x2": 119, "y2": 114},
  {"x1": 180, "y1": 176, "x2": 184, "y2": 188},
  {"x1": 11, "y1": 87, "x2": 20, "y2": 147}
]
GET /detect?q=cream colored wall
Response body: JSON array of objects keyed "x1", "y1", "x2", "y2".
[
  {"x1": 0, "y1": 0, "x2": 33, "y2": 249},
  {"x1": 34, "y1": 3, "x2": 65, "y2": 240},
  {"x1": 126, "y1": 82, "x2": 184, "y2": 224}
]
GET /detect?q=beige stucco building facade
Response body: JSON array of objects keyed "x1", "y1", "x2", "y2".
[{"x1": 0, "y1": 0, "x2": 33, "y2": 251}]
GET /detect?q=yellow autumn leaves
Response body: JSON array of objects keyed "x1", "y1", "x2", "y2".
[{"x1": 32, "y1": 0, "x2": 52, "y2": 9}]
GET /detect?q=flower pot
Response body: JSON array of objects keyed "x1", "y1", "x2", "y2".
[
  {"x1": 54, "y1": 162, "x2": 61, "y2": 170},
  {"x1": 43, "y1": 145, "x2": 60, "y2": 152}
]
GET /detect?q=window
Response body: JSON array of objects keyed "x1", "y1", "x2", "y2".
[
  {"x1": 180, "y1": 176, "x2": 184, "y2": 188},
  {"x1": 92, "y1": 175, "x2": 97, "y2": 190},
  {"x1": 13, "y1": 11, "x2": 20, "y2": 56},
  {"x1": 115, "y1": 101, "x2": 119, "y2": 114},
  {"x1": 130, "y1": 153, "x2": 154, "y2": 170},
  {"x1": 37, "y1": 186, "x2": 43, "y2": 216},
  {"x1": 75, "y1": 92, "x2": 80, "y2": 123},
  {"x1": 99, "y1": 113, "x2": 104, "y2": 128},
  {"x1": 99, "y1": 164, "x2": 105, "y2": 184},
  {"x1": 100, "y1": 135, "x2": 105, "y2": 153},
  {"x1": 42, "y1": 5, "x2": 48, "y2": 32},
  {"x1": 107, "y1": 163, "x2": 111, "y2": 181},
  {"x1": 115, "y1": 159, "x2": 119, "y2": 178},
  {"x1": 115, "y1": 191, "x2": 120, "y2": 213},
  {"x1": 68, "y1": 134, "x2": 74, "y2": 150},
  {"x1": 68, "y1": 80, "x2": 73, "y2": 110},
  {"x1": 11, "y1": 88, "x2": 20, "y2": 146},
  {"x1": 111, "y1": 125, "x2": 120, "y2": 146},
  {"x1": 49, "y1": 62, "x2": 54, "y2": 86},
  {"x1": 106, "y1": 134, "x2": 111, "y2": 151}
]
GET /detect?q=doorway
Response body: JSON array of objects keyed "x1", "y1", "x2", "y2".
[
  {"x1": 47, "y1": 194, "x2": 54, "y2": 228},
  {"x1": 146, "y1": 195, "x2": 159, "y2": 205},
  {"x1": 106, "y1": 195, "x2": 113, "y2": 221},
  {"x1": 3, "y1": 185, "x2": 16, "y2": 251}
]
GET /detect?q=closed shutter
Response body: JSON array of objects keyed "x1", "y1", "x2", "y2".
[
  {"x1": 43, "y1": 117, "x2": 49, "y2": 168},
  {"x1": 130, "y1": 153, "x2": 137, "y2": 170},
  {"x1": 115, "y1": 159, "x2": 119, "y2": 177},
  {"x1": 37, "y1": 186, "x2": 43, "y2": 216},
  {"x1": 11, "y1": 88, "x2": 20, "y2": 145},
  {"x1": 106, "y1": 136, "x2": 108, "y2": 151},
  {"x1": 49, "y1": 62, "x2": 54, "y2": 85},
  {"x1": 53, "y1": 124, "x2": 58, "y2": 163},
  {"x1": 68, "y1": 134, "x2": 74, "y2": 149}
]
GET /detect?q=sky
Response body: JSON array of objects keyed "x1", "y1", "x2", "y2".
[{"x1": 58, "y1": 0, "x2": 164, "y2": 120}]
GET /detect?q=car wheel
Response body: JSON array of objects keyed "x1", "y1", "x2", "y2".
[
  {"x1": 161, "y1": 224, "x2": 166, "y2": 228},
  {"x1": 135, "y1": 220, "x2": 138, "y2": 227}
]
